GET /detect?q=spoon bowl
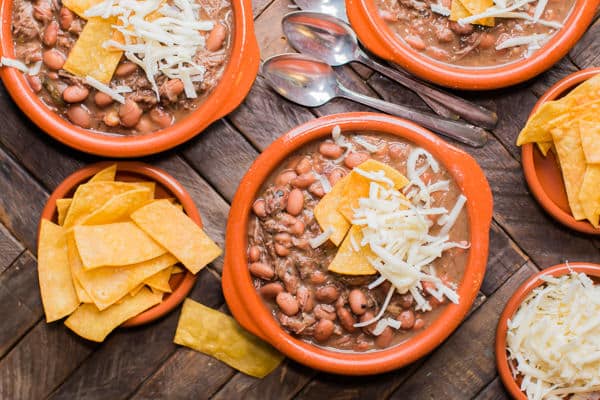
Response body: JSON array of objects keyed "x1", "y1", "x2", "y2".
[{"x1": 293, "y1": 0, "x2": 348, "y2": 22}]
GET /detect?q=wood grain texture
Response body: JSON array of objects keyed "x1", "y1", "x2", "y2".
[
  {"x1": 474, "y1": 376, "x2": 511, "y2": 400},
  {"x1": 387, "y1": 263, "x2": 537, "y2": 400},
  {"x1": 254, "y1": 0, "x2": 296, "y2": 60},
  {"x1": 0, "y1": 147, "x2": 48, "y2": 251},
  {"x1": 182, "y1": 119, "x2": 259, "y2": 202},
  {"x1": 0, "y1": 252, "x2": 40, "y2": 358},
  {"x1": 570, "y1": 18, "x2": 600, "y2": 69},
  {"x1": 0, "y1": 223, "x2": 23, "y2": 274},
  {"x1": 48, "y1": 268, "x2": 224, "y2": 400}
]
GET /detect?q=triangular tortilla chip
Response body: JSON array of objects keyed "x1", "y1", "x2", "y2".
[
  {"x1": 579, "y1": 120, "x2": 600, "y2": 164},
  {"x1": 314, "y1": 173, "x2": 352, "y2": 246},
  {"x1": 89, "y1": 164, "x2": 117, "y2": 182},
  {"x1": 578, "y1": 165, "x2": 600, "y2": 228},
  {"x1": 327, "y1": 225, "x2": 377, "y2": 275}
]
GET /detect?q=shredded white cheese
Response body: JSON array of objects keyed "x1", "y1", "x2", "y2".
[
  {"x1": 308, "y1": 227, "x2": 334, "y2": 249},
  {"x1": 0, "y1": 57, "x2": 30, "y2": 73},
  {"x1": 506, "y1": 272, "x2": 600, "y2": 400},
  {"x1": 354, "y1": 136, "x2": 381, "y2": 153},
  {"x1": 85, "y1": 0, "x2": 214, "y2": 100},
  {"x1": 496, "y1": 34, "x2": 548, "y2": 50},
  {"x1": 430, "y1": 2, "x2": 451, "y2": 16},
  {"x1": 85, "y1": 76, "x2": 126, "y2": 103}
]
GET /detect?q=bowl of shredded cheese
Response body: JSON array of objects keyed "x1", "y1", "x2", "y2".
[{"x1": 496, "y1": 262, "x2": 600, "y2": 400}]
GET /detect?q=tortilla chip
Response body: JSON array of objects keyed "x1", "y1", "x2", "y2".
[
  {"x1": 579, "y1": 120, "x2": 600, "y2": 164},
  {"x1": 338, "y1": 159, "x2": 409, "y2": 221},
  {"x1": 314, "y1": 174, "x2": 351, "y2": 246},
  {"x1": 174, "y1": 299, "x2": 284, "y2": 378},
  {"x1": 89, "y1": 164, "x2": 117, "y2": 183},
  {"x1": 74, "y1": 222, "x2": 167, "y2": 269},
  {"x1": 80, "y1": 188, "x2": 153, "y2": 226},
  {"x1": 171, "y1": 266, "x2": 184, "y2": 274},
  {"x1": 62, "y1": 0, "x2": 104, "y2": 18},
  {"x1": 517, "y1": 101, "x2": 570, "y2": 146},
  {"x1": 37, "y1": 220, "x2": 80, "y2": 322},
  {"x1": 328, "y1": 225, "x2": 377, "y2": 275},
  {"x1": 150, "y1": 287, "x2": 165, "y2": 296},
  {"x1": 63, "y1": 17, "x2": 123, "y2": 84},
  {"x1": 131, "y1": 200, "x2": 222, "y2": 274},
  {"x1": 449, "y1": 0, "x2": 494, "y2": 27},
  {"x1": 63, "y1": 181, "x2": 155, "y2": 228},
  {"x1": 129, "y1": 283, "x2": 145, "y2": 297},
  {"x1": 578, "y1": 165, "x2": 600, "y2": 228},
  {"x1": 72, "y1": 273, "x2": 93, "y2": 303},
  {"x1": 65, "y1": 288, "x2": 162, "y2": 342},
  {"x1": 551, "y1": 125, "x2": 587, "y2": 220},
  {"x1": 56, "y1": 198, "x2": 72, "y2": 226},
  {"x1": 68, "y1": 233, "x2": 176, "y2": 310},
  {"x1": 144, "y1": 266, "x2": 173, "y2": 293},
  {"x1": 536, "y1": 142, "x2": 553, "y2": 156}
]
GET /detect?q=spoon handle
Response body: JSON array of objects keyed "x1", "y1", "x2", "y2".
[
  {"x1": 337, "y1": 84, "x2": 488, "y2": 147},
  {"x1": 357, "y1": 52, "x2": 498, "y2": 129}
]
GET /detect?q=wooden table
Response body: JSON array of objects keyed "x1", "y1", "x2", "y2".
[{"x1": 0, "y1": 2, "x2": 599, "y2": 398}]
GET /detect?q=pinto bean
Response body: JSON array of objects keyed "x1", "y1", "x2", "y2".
[
  {"x1": 59, "y1": 7, "x2": 75, "y2": 30},
  {"x1": 398, "y1": 310, "x2": 415, "y2": 329},
  {"x1": 308, "y1": 182, "x2": 324, "y2": 198},
  {"x1": 118, "y1": 99, "x2": 143, "y2": 127},
  {"x1": 94, "y1": 92, "x2": 114, "y2": 107},
  {"x1": 43, "y1": 49, "x2": 65, "y2": 70},
  {"x1": 274, "y1": 232, "x2": 292, "y2": 246},
  {"x1": 405, "y1": 35, "x2": 426, "y2": 50},
  {"x1": 206, "y1": 23, "x2": 227, "y2": 51},
  {"x1": 66, "y1": 105, "x2": 91, "y2": 128},
  {"x1": 160, "y1": 79, "x2": 185, "y2": 102},
  {"x1": 389, "y1": 143, "x2": 408, "y2": 160},
  {"x1": 259, "y1": 282, "x2": 284, "y2": 299},
  {"x1": 479, "y1": 33, "x2": 495, "y2": 49},
  {"x1": 43, "y1": 22, "x2": 58, "y2": 47},
  {"x1": 319, "y1": 142, "x2": 344, "y2": 159},
  {"x1": 449, "y1": 21, "x2": 473, "y2": 35},
  {"x1": 314, "y1": 304, "x2": 336, "y2": 320},
  {"x1": 295, "y1": 157, "x2": 312, "y2": 175},
  {"x1": 249, "y1": 262, "x2": 274, "y2": 280},
  {"x1": 286, "y1": 189, "x2": 304, "y2": 216},
  {"x1": 282, "y1": 273, "x2": 299, "y2": 294},
  {"x1": 310, "y1": 270, "x2": 327, "y2": 284},
  {"x1": 348, "y1": 289, "x2": 368, "y2": 315},
  {"x1": 313, "y1": 319, "x2": 334, "y2": 342},
  {"x1": 62, "y1": 86, "x2": 89, "y2": 103},
  {"x1": 149, "y1": 107, "x2": 173, "y2": 128},
  {"x1": 252, "y1": 198, "x2": 267, "y2": 218},
  {"x1": 290, "y1": 220, "x2": 305, "y2": 236},
  {"x1": 375, "y1": 326, "x2": 394, "y2": 348},
  {"x1": 328, "y1": 169, "x2": 345, "y2": 186},
  {"x1": 248, "y1": 246, "x2": 261, "y2": 262},
  {"x1": 276, "y1": 292, "x2": 299, "y2": 316},
  {"x1": 413, "y1": 318, "x2": 425, "y2": 330},
  {"x1": 360, "y1": 311, "x2": 377, "y2": 335},
  {"x1": 103, "y1": 110, "x2": 120, "y2": 127},
  {"x1": 33, "y1": 1, "x2": 53, "y2": 23},
  {"x1": 337, "y1": 307, "x2": 356, "y2": 333},
  {"x1": 275, "y1": 169, "x2": 297, "y2": 186},
  {"x1": 315, "y1": 285, "x2": 339, "y2": 303},
  {"x1": 291, "y1": 173, "x2": 316, "y2": 189},
  {"x1": 135, "y1": 116, "x2": 154, "y2": 134},
  {"x1": 343, "y1": 152, "x2": 369, "y2": 169},
  {"x1": 26, "y1": 75, "x2": 42, "y2": 93},
  {"x1": 275, "y1": 243, "x2": 290, "y2": 257},
  {"x1": 297, "y1": 286, "x2": 315, "y2": 312},
  {"x1": 115, "y1": 62, "x2": 138, "y2": 77}
]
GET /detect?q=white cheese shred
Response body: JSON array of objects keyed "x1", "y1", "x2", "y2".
[
  {"x1": 0, "y1": 57, "x2": 30, "y2": 73},
  {"x1": 430, "y1": 3, "x2": 451, "y2": 16},
  {"x1": 308, "y1": 227, "x2": 334, "y2": 249},
  {"x1": 85, "y1": 76, "x2": 126, "y2": 104},
  {"x1": 506, "y1": 272, "x2": 600, "y2": 400}
]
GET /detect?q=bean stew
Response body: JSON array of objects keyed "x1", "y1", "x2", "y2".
[
  {"x1": 11, "y1": 0, "x2": 232, "y2": 134},
  {"x1": 376, "y1": 0, "x2": 575, "y2": 67},
  {"x1": 247, "y1": 131, "x2": 470, "y2": 352}
]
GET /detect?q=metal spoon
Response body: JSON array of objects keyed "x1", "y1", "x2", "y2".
[
  {"x1": 282, "y1": 11, "x2": 498, "y2": 129},
  {"x1": 262, "y1": 53, "x2": 488, "y2": 147},
  {"x1": 292, "y1": 0, "x2": 348, "y2": 22}
]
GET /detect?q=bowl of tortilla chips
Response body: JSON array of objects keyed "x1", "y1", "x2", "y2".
[
  {"x1": 517, "y1": 67, "x2": 600, "y2": 234},
  {"x1": 37, "y1": 162, "x2": 222, "y2": 342}
]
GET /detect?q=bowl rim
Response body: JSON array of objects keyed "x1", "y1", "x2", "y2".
[
  {"x1": 223, "y1": 112, "x2": 493, "y2": 375},
  {"x1": 38, "y1": 161, "x2": 201, "y2": 327},
  {"x1": 345, "y1": 0, "x2": 599, "y2": 90},
  {"x1": 0, "y1": 0, "x2": 259, "y2": 158},
  {"x1": 495, "y1": 262, "x2": 600, "y2": 400},
  {"x1": 521, "y1": 67, "x2": 600, "y2": 235}
]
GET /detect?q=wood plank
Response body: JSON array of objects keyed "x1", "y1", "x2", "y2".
[
  {"x1": 474, "y1": 376, "x2": 510, "y2": 400},
  {"x1": 181, "y1": 119, "x2": 259, "y2": 202},
  {"x1": 569, "y1": 18, "x2": 600, "y2": 69},
  {"x1": 0, "y1": 147, "x2": 48, "y2": 251},
  {"x1": 387, "y1": 263, "x2": 537, "y2": 400},
  {"x1": 0, "y1": 252, "x2": 41, "y2": 358},
  {"x1": 254, "y1": 0, "x2": 296, "y2": 60},
  {"x1": 228, "y1": 76, "x2": 315, "y2": 150},
  {"x1": 530, "y1": 57, "x2": 580, "y2": 98},
  {"x1": 0, "y1": 223, "x2": 24, "y2": 275},
  {"x1": 47, "y1": 268, "x2": 224, "y2": 400},
  {"x1": 367, "y1": 76, "x2": 600, "y2": 268}
]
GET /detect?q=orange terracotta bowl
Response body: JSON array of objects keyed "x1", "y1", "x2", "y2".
[
  {"x1": 0, "y1": 0, "x2": 259, "y2": 158},
  {"x1": 222, "y1": 112, "x2": 493, "y2": 375},
  {"x1": 38, "y1": 161, "x2": 202, "y2": 327},
  {"x1": 495, "y1": 262, "x2": 600, "y2": 399},
  {"x1": 522, "y1": 67, "x2": 600, "y2": 235},
  {"x1": 346, "y1": 0, "x2": 598, "y2": 90}
]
